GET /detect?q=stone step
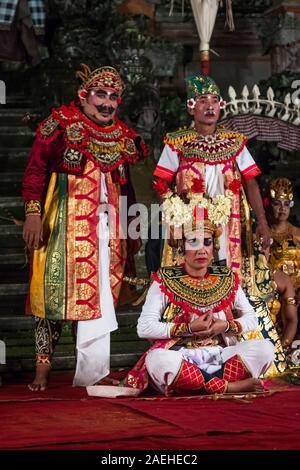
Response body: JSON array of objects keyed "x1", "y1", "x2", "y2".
[
  {"x1": 0, "y1": 253, "x2": 26, "y2": 265},
  {"x1": 0, "y1": 285, "x2": 143, "y2": 318},
  {"x1": 0, "y1": 316, "x2": 33, "y2": 330},
  {"x1": 0, "y1": 196, "x2": 23, "y2": 208},
  {"x1": 0, "y1": 172, "x2": 23, "y2": 182},
  {"x1": 0, "y1": 283, "x2": 27, "y2": 295},
  {"x1": 0, "y1": 222, "x2": 24, "y2": 251},
  {"x1": 0, "y1": 126, "x2": 34, "y2": 148},
  {"x1": 0, "y1": 198, "x2": 24, "y2": 230},
  {"x1": 0, "y1": 173, "x2": 23, "y2": 196},
  {"x1": 5, "y1": 339, "x2": 147, "y2": 357},
  {"x1": 0, "y1": 125, "x2": 34, "y2": 135},
  {"x1": 3, "y1": 351, "x2": 144, "y2": 372},
  {"x1": 0, "y1": 108, "x2": 34, "y2": 116},
  {"x1": 0, "y1": 284, "x2": 27, "y2": 315},
  {"x1": 0, "y1": 210, "x2": 24, "y2": 234},
  {"x1": 3, "y1": 325, "x2": 142, "y2": 346},
  {"x1": 0, "y1": 224, "x2": 23, "y2": 235},
  {"x1": 0, "y1": 311, "x2": 140, "y2": 330},
  {"x1": 0, "y1": 284, "x2": 27, "y2": 314},
  {"x1": 0, "y1": 109, "x2": 36, "y2": 126},
  {"x1": 6, "y1": 338, "x2": 149, "y2": 360},
  {"x1": 0, "y1": 148, "x2": 30, "y2": 172},
  {"x1": 0, "y1": 300, "x2": 26, "y2": 317},
  {"x1": 4, "y1": 95, "x2": 32, "y2": 108},
  {"x1": 0, "y1": 263, "x2": 28, "y2": 284},
  {"x1": 0, "y1": 312, "x2": 145, "y2": 373},
  {"x1": 0, "y1": 310, "x2": 145, "y2": 371}
]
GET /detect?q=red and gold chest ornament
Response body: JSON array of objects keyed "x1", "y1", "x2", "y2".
[
  {"x1": 164, "y1": 127, "x2": 247, "y2": 165},
  {"x1": 153, "y1": 265, "x2": 239, "y2": 317},
  {"x1": 36, "y1": 101, "x2": 147, "y2": 174}
]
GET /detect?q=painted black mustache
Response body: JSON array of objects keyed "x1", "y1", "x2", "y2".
[{"x1": 95, "y1": 104, "x2": 115, "y2": 114}]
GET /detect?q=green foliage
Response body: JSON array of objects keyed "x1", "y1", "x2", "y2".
[{"x1": 160, "y1": 95, "x2": 189, "y2": 134}]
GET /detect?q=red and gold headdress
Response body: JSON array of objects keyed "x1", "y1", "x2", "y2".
[{"x1": 76, "y1": 64, "x2": 125, "y2": 96}]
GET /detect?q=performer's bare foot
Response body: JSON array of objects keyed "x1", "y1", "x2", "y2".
[
  {"x1": 28, "y1": 363, "x2": 51, "y2": 391},
  {"x1": 227, "y1": 378, "x2": 265, "y2": 394}
]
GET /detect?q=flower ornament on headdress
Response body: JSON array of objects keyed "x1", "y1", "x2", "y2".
[
  {"x1": 78, "y1": 89, "x2": 88, "y2": 100},
  {"x1": 187, "y1": 98, "x2": 196, "y2": 110},
  {"x1": 162, "y1": 187, "x2": 233, "y2": 229},
  {"x1": 269, "y1": 177, "x2": 294, "y2": 207},
  {"x1": 219, "y1": 97, "x2": 226, "y2": 109},
  {"x1": 76, "y1": 63, "x2": 125, "y2": 98}
]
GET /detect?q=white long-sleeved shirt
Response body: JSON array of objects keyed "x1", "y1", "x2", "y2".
[{"x1": 137, "y1": 281, "x2": 258, "y2": 347}]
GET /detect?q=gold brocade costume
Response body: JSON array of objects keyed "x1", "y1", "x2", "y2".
[
  {"x1": 269, "y1": 222, "x2": 300, "y2": 296},
  {"x1": 27, "y1": 102, "x2": 147, "y2": 321},
  {"x1": 125, "y1": 265, "x2": 241, "y2": 390},
  {"x1": 160, "y1": 127, "x2": 249, "y2": 277},
  {"x1": 30, "y1": 161, "x2": 127, "y2": 321},
  {"x1": 241, "y1": 242, "x2": 287, "y2": 376}
]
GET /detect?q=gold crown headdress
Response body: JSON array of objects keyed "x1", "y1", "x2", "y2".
[
  {"x1": 76, "y1": 64, "x2": 125, "y2": 95},
  {"x1": 269, "y1": 178, "x2": 293, "y2": 202}
]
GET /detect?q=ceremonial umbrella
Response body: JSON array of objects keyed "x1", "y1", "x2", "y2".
[{"x1": 190, "y1": 0, "x2": 234, "y2": 75}]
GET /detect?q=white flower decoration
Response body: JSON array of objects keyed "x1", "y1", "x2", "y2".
[
  {"x1": 187, "y1": 98, "x2": 196, "y2": 110},
  {"x1": 162, "y1": 190, "x2": 233, "y2": 228}
]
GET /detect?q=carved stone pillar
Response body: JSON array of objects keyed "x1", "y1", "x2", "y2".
[{"x1": 262, "y1": 1, "x2": 300, "y2": 74}]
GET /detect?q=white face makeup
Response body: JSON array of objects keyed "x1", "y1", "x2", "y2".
[
  {"x1": 271, "y1": 198, "x2": 292, "y2": 222},
  {"x1": 185, "y1": 235, "x2": 213, "y2": 251},
  {"x1": 189, "y1": 94, "x2": 221, "y2": 128},
  {"x1": 184, "y1": 230, "x2": 214, "y2": 272},
  {"x1": 81, "y1": 87, "x2": 120, "y2": 125}
]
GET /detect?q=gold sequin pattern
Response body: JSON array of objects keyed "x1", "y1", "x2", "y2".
[
  {"x1": 165, "y1": 129, "x2": 246, "y2": 164},
  {"x1": 160, "y1": 266, "x2": 236, "y2": 310}
]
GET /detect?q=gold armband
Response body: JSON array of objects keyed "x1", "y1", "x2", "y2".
[
  {"x1": 25, "y1": 199, "x2": 42, "y2": 216},
  {"x1": 285, "y1": 297, "x2": 296, "y2": 306},
  {"x1": 170, "y1": 323, "x2": 191, "y2": 337}
]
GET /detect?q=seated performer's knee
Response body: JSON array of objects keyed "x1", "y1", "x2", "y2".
[
  {"x1": 145, "y1": 349, "x2": 181, "y2": 374},
  {"x1": 145, "y1": 349, "x2": 183, "y2": 394},
  {"x1": 247, "y1": 339, "x2": 274, "y2": 363},
  {"x1": 260, "y1": 339, "x2": 275, "y2": 364}
]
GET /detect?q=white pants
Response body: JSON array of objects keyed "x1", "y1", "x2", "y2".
[
  {"x1": 145, "y1": 339, "x2": 274, "y2": 395},
  {"x1": 73, "y1": 212, "x2": 118, "y2": 386}
]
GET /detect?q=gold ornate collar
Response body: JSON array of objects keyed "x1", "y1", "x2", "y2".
[
  {"x1": 153, "y1": 265, "x2": 239, "y2": 315},
  {"x1": 164, "y1": 128, "x2": 247, "y2": 165}
]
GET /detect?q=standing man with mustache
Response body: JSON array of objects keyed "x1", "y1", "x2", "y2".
[
  {"x1": 153, "y1": 75, "x2": 270, "y2": 274},
  {"x1": 22, "y1": 64, "x2": 147, "y2": 391}
]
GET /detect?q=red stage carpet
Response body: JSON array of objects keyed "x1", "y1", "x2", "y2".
[{"x1": 1, "y1": 373, "x2": 300, "y2": 450}]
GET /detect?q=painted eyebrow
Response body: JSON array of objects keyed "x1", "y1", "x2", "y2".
[
  {"x1": 94, "y1": 90, "x2": 118, "y2": 98},
  {"x1": 186, "y1": 238, "x2": 212, "y2": 243}
]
